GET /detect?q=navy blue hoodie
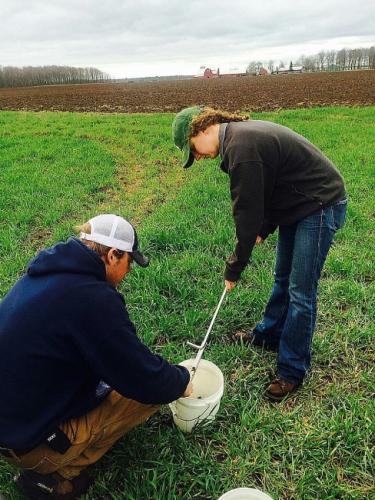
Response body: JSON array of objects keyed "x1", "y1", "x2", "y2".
[{"x1": 0, "y1": 238, "x2": 189, "y2": 449}]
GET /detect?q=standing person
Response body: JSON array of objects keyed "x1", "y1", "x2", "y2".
[
  {"x1": 172, "y1": 106, "x2": 347, "y2": 401},
  {"x1": 0, "y1": 214, "x2": 192, "y2": 500}
]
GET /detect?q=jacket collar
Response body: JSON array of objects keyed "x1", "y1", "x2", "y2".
[
  {"x1": 219, "y1": 123, "x2": 228, "y2": 159},
  {"x1": 219, "y1": 123, "x2": 229, "y2": 173}
]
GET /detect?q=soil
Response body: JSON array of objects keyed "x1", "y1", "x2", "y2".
[{"x1": 0, "y1": 70, "x2": 374, "y2": 113}]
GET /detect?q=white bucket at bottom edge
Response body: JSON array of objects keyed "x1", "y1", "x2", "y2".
[
  {"x1": 218, "y1": 488, "x2": 273, "y2": 500},
  {"x1": 169, "y1": 358, "x2": 224, "y2": 433}
]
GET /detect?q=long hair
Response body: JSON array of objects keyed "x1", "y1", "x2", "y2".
[{"x1": 189, "y1": 107, "x2": 248, "y2": 138}]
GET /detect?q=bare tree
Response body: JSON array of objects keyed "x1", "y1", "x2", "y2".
[
  {"x1": 246, "y1": 61, "x2": 258, "y2": 75},
  {"x1": 326, "y1": 50, "x2": 336, "y2": 71},
  {"x1": 369, "y1": 46, "x2": 375, "y2": 69},
  {"x1": 246, "y1": 61, "x2": 263, "y2": 75},
  {"x1": 0, "y1": 65, "x2": 110, "y2": 88},
  {"x1": 336, "y1": 48, "x2": 347, "y2": 70},
  {"x1": 361, "y1": 47, "x2": 370, "y2": 69},
  {"x1": 317, "y1": 51, "x2": 326, "y2": 71},
  {"x1": 348, "y1": 49, "x2": 357, "y2": 70},
  {"x1": 245, "y1": 45, "x2": 374, "y2": 77},
  {"x1": 353, "y1": 48, "x2": 363, "y2": 69}
]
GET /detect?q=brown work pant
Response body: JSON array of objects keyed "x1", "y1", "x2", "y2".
[{"x1": 5, "y1": 391, "x2": 159, "y2": 480}]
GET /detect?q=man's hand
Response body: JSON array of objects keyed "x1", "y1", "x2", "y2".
[
  {"x1": 182, "y1": 381, "x2": 193, "y2": 397},
  {"x1": 256, "y1": 235, "x2": 264, "y2": 244},
  {"x1": 225, "y1": 280, "x2": 237, "y2": 292}
]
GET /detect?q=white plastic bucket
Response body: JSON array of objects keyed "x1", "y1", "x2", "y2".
[
  {"x1": 218, "y1": 488, "x2": 273, "y2": 500},
  {"x1": 169, "y1": 358, "x2": 224, "y2": 433}
]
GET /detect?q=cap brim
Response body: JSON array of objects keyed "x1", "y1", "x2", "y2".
[
  {"x1": 132, "y1": 250, "x2": 149, "y2": 268},
  {"x1": 182, "y1": 142, "x2": 195, "y2": 169}
]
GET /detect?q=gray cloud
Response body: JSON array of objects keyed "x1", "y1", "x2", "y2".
[{"x1": 1, "y1": 0, "x2": 374, "y2": 76}]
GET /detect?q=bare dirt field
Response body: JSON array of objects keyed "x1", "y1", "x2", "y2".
[{"x1": 0, "y1": 70, "x2": 374, "y2": 113}]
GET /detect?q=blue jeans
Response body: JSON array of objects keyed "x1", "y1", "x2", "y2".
[{"x1": 253, "y1": 199, "x2": 347, "y2": 384}]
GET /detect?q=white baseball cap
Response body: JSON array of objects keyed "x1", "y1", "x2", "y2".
[{"x1": 80, "y1": 214, "x2": 149, "y2": 267}]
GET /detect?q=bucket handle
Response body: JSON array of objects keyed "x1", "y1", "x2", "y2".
[{"x1": 170, "y1": 401, "x2": 220, "y2": 423}]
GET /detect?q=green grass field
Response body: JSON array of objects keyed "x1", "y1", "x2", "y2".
[{"x1": 0, "y1": 107, "x2": 374, "y2": 499}]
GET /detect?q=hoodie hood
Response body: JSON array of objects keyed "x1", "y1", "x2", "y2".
[{"x1": 28, "y1": 237, "x2": 106, "y2": 281}]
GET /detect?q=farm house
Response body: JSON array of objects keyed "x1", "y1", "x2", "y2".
[{"x1": 277, "y1": 65, "x2": 304, "y2": 74}]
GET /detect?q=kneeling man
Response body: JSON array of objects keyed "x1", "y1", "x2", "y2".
[{"x1": 0, "y1": 214, "x2": 192, "y2": 499}]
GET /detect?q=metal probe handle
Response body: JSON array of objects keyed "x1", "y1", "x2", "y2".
[{"x1": 187, "y1": 287, "x2": 227, "y2": 380}]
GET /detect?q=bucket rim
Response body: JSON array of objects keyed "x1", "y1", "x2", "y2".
[
  {"x1": 178, "y1": 358, "x2": 224, "y2": 402},
  {"x1": 218, "y1": 487, "x2": 273, "y2": 499},
  {"x1": 179, "y1": 358, "x2": 224, "y2": 376}
]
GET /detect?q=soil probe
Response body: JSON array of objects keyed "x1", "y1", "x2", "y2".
[{"x1": 187, "y1": 287, "x2": 227, "y2": 381}]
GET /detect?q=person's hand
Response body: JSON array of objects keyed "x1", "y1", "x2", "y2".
[
  {"x1": 182, "y1": 381, "x2": 193, "y2": 397},
  {"x1": 225, "y1": 280, "x2": 237, "y2": 292},
  {"x1": 256, "y1": 235, "x2": 264, "y2": 244}
]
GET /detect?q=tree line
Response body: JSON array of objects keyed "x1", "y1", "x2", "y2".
[
  {"x1": 0, "y1": 65, "x2": 110, "y2": 88},
  {"x1": 247, "y1": 45, "x2": 375, "y2": 74}
]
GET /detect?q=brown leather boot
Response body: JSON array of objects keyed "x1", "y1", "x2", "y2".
[
  {"x1": 233, "y1": 330, "x2": 279, "y2": 352},
  {"x1": 265, "y1": 378, "x2": 301, "y2": 402}
]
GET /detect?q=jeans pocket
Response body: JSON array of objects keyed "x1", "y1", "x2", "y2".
[{"x1": 332, "y1": 199, "x2": 347, "y2": 231}]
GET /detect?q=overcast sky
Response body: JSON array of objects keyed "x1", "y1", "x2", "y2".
[{"x1": 1, "y1": 0, "x2": 374, "y2": 78}]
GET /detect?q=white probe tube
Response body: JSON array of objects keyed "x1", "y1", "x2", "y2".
[{"x1": 188, "y1": 287, "x2": 227, "y2": 380}]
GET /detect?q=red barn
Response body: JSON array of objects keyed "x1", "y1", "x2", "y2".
[
  {"x1": 195, "y1": 66, "x2": 247, "y2": 78},
  {"x1": 203, "y1": 68, "x2": 219, "y2": 78}
]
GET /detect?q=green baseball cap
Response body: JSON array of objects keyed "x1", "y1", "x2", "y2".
[{"x1": 172, "y1": 106, "x2": 204, "y2": 168}]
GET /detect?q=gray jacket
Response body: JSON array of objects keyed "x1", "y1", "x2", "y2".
[{"x1": 219, "y1": 121, "x2": 346, "y2": 281}]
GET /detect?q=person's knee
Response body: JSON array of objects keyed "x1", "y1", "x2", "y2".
[
  {"x1": 288, "y1": 285, "x2": 315, "y2": 314},
  {"x1": 274, "y1": 274, "x2": 289, "y2": 287}
]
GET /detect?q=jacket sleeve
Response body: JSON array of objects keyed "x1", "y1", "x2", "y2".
[
  {"x1": 82, "y1": 292, "x2": 190, "y2": 405},
  {"x1": 225, "y1": 161, "x2": 265, "y2": 282},
  {"x1": 258, "y1": 219, "x2": 278, "y2": 240}
]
